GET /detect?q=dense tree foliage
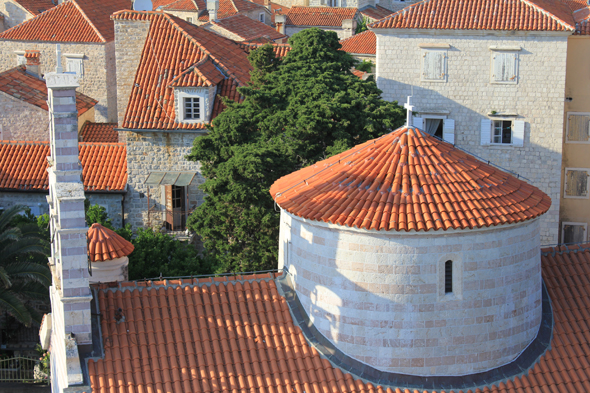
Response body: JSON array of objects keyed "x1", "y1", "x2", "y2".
[
  {"x1": 187, "y1": 28, "x2": 405, "y2": 273},
  {"x1": 0, "y1": 206, "x2": 50, "y2": 326}
]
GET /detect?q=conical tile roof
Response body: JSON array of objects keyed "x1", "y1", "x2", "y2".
[
  {"x1": 87, "y1": 223, "x2": 134, "y2": 262},
  {"x1": 270, "y1": 126, "x2": 551, "y2": 232}
]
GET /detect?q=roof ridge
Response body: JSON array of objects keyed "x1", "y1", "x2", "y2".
[
  {"x1": 163, "y1": 13, "x2": 246, "y2": 86},
  {"x1": 367, "y1": 0, "x2": 427, "y2": 29},
  {"x1": 520, "y1": 0, "x2": 576, "y2": 30},
  {"x1": 168, "y1": 55, "x2": 215, "y2": 87},
  {"x1": 71, "y1": 0, "x2": 107, "y2": 42}
]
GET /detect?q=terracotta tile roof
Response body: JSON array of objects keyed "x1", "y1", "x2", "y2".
[
  {"x1": 369, "y1": 0, "x2": 576, "y2": 32},
  {"x1": 87, "y1": 223, "x2": 134, "y2": 262},
  {"x1": 340, "y1": 30, "x2": 375, "y2": 55},
  {"x1": 79, "y1": 122, "x2": 119, "y2": 143},
  {"x1": 13, "y1": 0, "x2": 56, "y2": 16},
  {"x1": 87, "y1": 247, "x2": 590, "y2": 393},
  {"x1": 212, "y1": 14, "x2": 286, "y2": 41},
  {"x1": 270, "y1": 126, "x2": 551, "y2": 232},
  {"x1": 359, "y1": 5, "x2": 394, "y2": 21},
  {"x1": 0, "y1": 66, "x2": 97, "y2": 116},
  {"x1": 112, "y1": 11, "x2": 251, "y2": 130},
  {"x1": 238, "y1": 41, "x2": 291, "y2": 57},
  {"x1": 159, "y1": 0, "x2": 200, "y2": 11},
  {"x1": 0, "y1": 0, "x2": 131, "y2": 42},
  {"x1": 0, "y1": 141, "x2": 127, "y2": 192},
  {"x1": 199, "y1": 0, "x2": 264, "y2": 21},
  {"x1": 286, "y1": 6, "x2": 358, "y2": 27},
  {"x1": 249, "y1": 0, "x2": 289, "y2": 23},
  {"x1": 352, "y1": 69, "x2": 367, "y2": 79}
]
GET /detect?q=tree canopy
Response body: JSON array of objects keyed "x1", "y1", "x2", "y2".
[{"x1": 187, "y1": 28, "x2": 405, "y2": 273}]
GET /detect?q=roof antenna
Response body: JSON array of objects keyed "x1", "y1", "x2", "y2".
[
  {"x1": 404, "y1": 95, "x2": 414, "y2": 127},
  {"x1": 55, "y1": 44, "x2": 63, "y2": 73}
]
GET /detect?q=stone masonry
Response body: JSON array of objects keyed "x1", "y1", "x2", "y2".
[
  {"x1": 0, "y1": 0, "x2": 31, "y2": 30},
  {"x1": 122, "y1": 130, "x2": 206, "y2": 230},
  {"x1": 375, "y1": 31, "x2": 569, "y2": 245},
  {"x1": 0, "y1": 40, "x2": 116, "y2": 122},
  {"x1": 279, "y1": 210, "x2": 543, "y2": 376},
  {"x1": 0, "y1": 91, "x2": 48, "y2": 140}
]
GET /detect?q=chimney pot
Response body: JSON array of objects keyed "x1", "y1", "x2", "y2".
[
  {"x1": 275, "y1": 14, "x2": 286, "y2": 35},
  {"x1": 24, "y1": 50, "x2": 41, "y2": 78}
]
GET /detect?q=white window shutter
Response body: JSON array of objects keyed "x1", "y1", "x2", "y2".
[
  {"x1": 481, "y1": 119, "x2": 492, "y2": 145},
  {"x1": 413, "y1": 116, "x2": 423, "y2": 130},
  {"x1": 512, "y1": 120, "x2": 525, "y2": 147},
  {"x1": 434, "y1": 52, "x2": 444, "y2": 79},
  {"x1": 443, "y1": 119, "x2": 455, "y2": 143},
  {"x1": 423, "y1": 52, "x2": 431, "y2": 79},
  {"x1": 504, "y1": 52, "x2": 516, "y2": 81}
]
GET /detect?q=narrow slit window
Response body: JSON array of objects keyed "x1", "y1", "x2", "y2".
[{"x1": 445, "y1": 260, "x2": 453, "y2": 293}]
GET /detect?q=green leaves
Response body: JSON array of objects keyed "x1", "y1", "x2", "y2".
[{"x1": 187, "y1": 28, "x2": 405, "y2": 273}]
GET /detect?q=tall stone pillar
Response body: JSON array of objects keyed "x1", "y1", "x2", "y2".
[{"x1": 46, "y1": 62, "x2": 92, "y2": 392}]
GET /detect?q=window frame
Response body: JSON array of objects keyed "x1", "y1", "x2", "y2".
[
  {"x1": 562, "y1": 222, "x2": 588, "y2": 244},
  {"x1": 186, "y1": 16, "x2": 193, "y2": 23},
  {"x1": 438, "y1": 254, "x2": 462, "y2": 301},
  {"x1": 64, "y1": 53, "x2": 84, "y2": 77},
  {"x1": 489, "y1": 47, "x2": 519, "y2": 85},
  {"x1": 491, "y1": 119, "x2": 513, "y2": 144},
  {"x1": 258, "y1": 12, "x2": 265, "y2": 23},
  {"x1": 15, "y1": 52, "x2": 26, "y2": 66},
  {"x1": 565, "y1": 112, "x2": 590, "y2": 144},
  {"x1": 564, "y1": 167, "x2": 590, "y2": 199},
  {"x1": 420, "y1": 48, "x2": 448, "y2": 83},
  {"x1": 182, "y1": 97, "x2": 201, "y2": 121}
]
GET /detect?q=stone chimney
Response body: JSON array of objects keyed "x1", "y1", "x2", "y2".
[
  {"x1": 207, "y1": 0, "x2": 219, "y2": 22},
  {"x1": 24, "y1": 50, "x2": 41, "y2": 78},
  {"x1": 341, "y1": 19, "x2": 356, "y2": 39},
  {"x1": 275, "y1": 14, "x2": 286, "y2": 35},
  {"x1": 45, "y1": 44, "x2": 92, "y2": 392}
]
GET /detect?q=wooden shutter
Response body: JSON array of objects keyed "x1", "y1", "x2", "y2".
[
  {"x1": 512, "y1": 120, "x2": 525, "y2": 147},
  {"x1": 413, "y1": 116, "x2": 423, "y2": 130},
  {"x1": 567, "y1": 114, "x2": 590, "y2": 142},
  {"x1": 165, "y1": 185, "x2": 174, "y2": 229},
  {"x1": 480, "y1": 119, "x2": 492, "y2": 145},
  {"x1": 563, "y1": 224, "x2": 586, "y2": 244},
  {"x1": 423, "y1": 51, "x2": 445, "y2": 80},
  {"x1": 442, "y1": 118, "x2": 455, "y2": 144},
  {"x1": 566, "y1": 170, "x2": 589, "y2": 197},
  {"x1": 493, "y1": 52, "x2": 516, "y2": 82}
]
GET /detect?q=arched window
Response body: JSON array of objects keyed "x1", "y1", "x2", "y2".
[{"x1": 445, "y1": 260, "x2": 453, "y2": 293}]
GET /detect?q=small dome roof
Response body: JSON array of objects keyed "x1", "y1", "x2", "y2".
[
  {"x1": 270, "y1": 126, "x2": 551, "y2": 232},
  {"x1": 87, "y1": 223, "x2": 134, "y2": 262}
]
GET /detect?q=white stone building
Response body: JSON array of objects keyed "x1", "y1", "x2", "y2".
[
  {"x1": 369, "y1": 0, "x2": 578, "y2": 245},
  {"x1": 0, "y1": 0, "x2": 131, "y2": 122}
]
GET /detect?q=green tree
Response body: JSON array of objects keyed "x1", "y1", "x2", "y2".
[
  {"x1": 0, "y1": 206, "x2": 51, "y2": 326},
  {"x1": 187, "y1": 28, "x2": 405, "y2": 273},
  {"x1": 84, "y1": 200, "x2": 132, "y2": 241},
  {"x1": 355, "y1": 16, "x2": 369, "y2": 34}
]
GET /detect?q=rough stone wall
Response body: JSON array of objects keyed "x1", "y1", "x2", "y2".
[
  {"x1": 204, "y1": 23, "x2": 244, "y2": 41},
  {"x1": 0, "y1": 0, "x2": 31, "y2": 30},
  {"x1": 122, "y1": 130, "x2": 206, "y2": 230},
  {"x1": 375, "y1": 32, "x2": 568, "y2": 245},
  {"x1": 280, "y1": 210, "x2": 542, "y2": 376},
  {"x1": 85, "y1": 194, "x2": 124, "y2": 228},
  {"x1": 114, "y1": 19, "x2": 150, "y2": 130},
  {"x1": 0, "y1": 92, "x2": 49, "y2": 140},
  {"x1": 0, "y1": 40, "x2": 114, "y2": 122}
]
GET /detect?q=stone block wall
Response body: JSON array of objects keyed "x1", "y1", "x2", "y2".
[
  {"x1": 204, "y1": 23, "x2": 244, "y2": 41},
  {"x1": 0, "y1": 92, "x2": 48, "y2": 140},
  {"x1": 280, "y1": 210, "x2": 543, "y2": 376},
  {"x1": 114, "y1": 19, "x2": 150, "y2": 130},
  {"x1": 0, "y1": 40, "x2": 115, "y2": 122},
  {"x1": 375, "y1": 32, "x2": 569, "y2": 245},
  {"x1": 0, "y1": 0, "x2": 31, "y2": 30},
  {"x1": 122, "y1": 130, "x2": 206, "y2": 230}
]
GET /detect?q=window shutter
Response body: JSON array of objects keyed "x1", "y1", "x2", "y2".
[
  {"x1": 442, "y1": 118, "x2": 454, "y2": 144},
  {"x1": 434, "y1": 52, "x2": 445, "y2": 79},
  {"x1": 512, "y1": 120, "x2": 525, "y2": 147},
  {"x1": 567, "y1": 114, "x2": 590, "y2": 142},
  {"x1": 413, "y1": 116, "x2": 423, "y2": 130},
  {"x1": 503, "y1": 52, "x2": 516, "y2": 81},
  {"x1": 480, "y1": 119, "x2": 492, "y2": 145},
  {"x1": 423, "y1": 52, "x2": 431, "y2": 79},
  {"x1": 423, "y1": 51, "x2": 445, "y2": 80}
]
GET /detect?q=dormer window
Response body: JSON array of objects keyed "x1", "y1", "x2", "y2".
[{"x1": 183, "y1": 97, "x2": 201, "y2": 120}]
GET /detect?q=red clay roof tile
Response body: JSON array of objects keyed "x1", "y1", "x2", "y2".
[
  {"x1": 79, "y1": 122, "x2": 118, "y2": 143},
  {"x1": 87, "y1": 243, "x2": 590, "y2": 393},
  {"x1": 270, "y1": 126, "x2": 551, "y2": 232},
  {"x1": 159, "y1": 0, "x2": 200, "y2": 11},
  {"x1": 0, "y1": 66, "x2": 97, "y2": 116},
  {"x1": 212, "y1": 13, "x2": 286, "y2": 41},
  {"x1": 340, "y1": 29, "x2": 375, "y2": 55},
  {"x1": 286, "y1": 6, "x2": 358, "y2": 27},
  {"x1": 87, "y1": 223, "x2": 134, "y2": 262},
  {"x1": 360, "y1": 5, "x2": 394, "y2": 21},
  {"x1": 249, "y1": 0, "x2": 289, "y2": 23},
  {"x1": 112, "y1": 11, "x2": 252, "y2": 130},
  {"x1": 0, "y1": 141, "x2": 127, "y2": 192},
  {"x1": 239, "y1": 41, "x2": 291, "y2": 57},
  {"x1": 13, "y1": 0, "x2": 56, "y2": 16},
  {"x1": 369, "y1": 0, "x2": 576, "y2": 31},
  {"x1": 0, "y1": 0, "x2": 131, "y2": 42},
  {"x1": 198, "y1": 0, "x2": 265, "y2": 21}
]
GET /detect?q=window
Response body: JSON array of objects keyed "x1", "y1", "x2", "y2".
[
  {"x1": 183, "y1": 97, "x2": 201, "y2": 120},
  {"x1": 164, "y1": 185, "x2": 187, "y2": 231},
  {"x1": 16, "y1": 54, "x2": 26, "y2": 66},
  {"x1": 566, "y1": 113, "x2": 590, "y2": 143},
  {"x1": 64, "y1": 54, "x2": 84, "y2": 76},
  {"x1": 421, "y1": 49, "x2": 447, "y2": 82},
  {"x1": 259, "y1": 12, "x2": 265, "y2": 23},
  {"x1": 564, "y1": 168, "x2": 589, "y2": 198},
  {"x1": 480, "y1": 119, "x2": 525, "y2": 146},
  {"x1": 444, "y1": 260, "x2": 452, "y2": 293},
  {"x1": 562, "y1": 222, "x2": 587, "y2": 244},
  {"x1": 413, "y1": 115, "x2": 454, "y2": 143},
  {"x1": 324, "y1": 0, "x2": 340, "y2": 6},
  {"x1": 490, "y1": 49, "x2": 519, "y2": 84},
  {"x1": 187, "y1": 16, "x2": 193, "y2": 23}
]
